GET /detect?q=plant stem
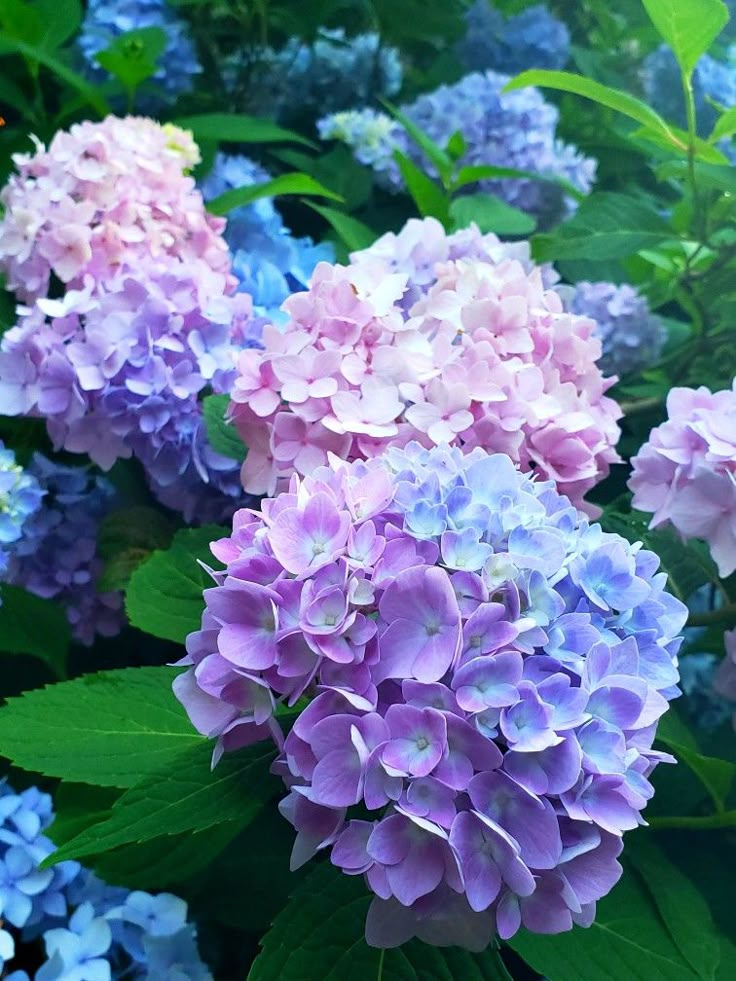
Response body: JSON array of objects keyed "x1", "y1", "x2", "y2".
[
  {"x1": 687, "y1": 603, "x2": 736, "y2": 628},
  {"x1": 377, "y1": 948, "x2": 385, "y2": 981},
  {"x1": 682, "y1": 69, "x2": 705, "y2": 243},
  {"x1": 648, "y1": 811, "x2": 736, "y2": 830}
]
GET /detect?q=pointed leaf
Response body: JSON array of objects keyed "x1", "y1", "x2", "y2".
[
  {"x1": 207, "y1": 172, "x2": 342, "y2": 216},
  {"x1": 174, "y1": 113, "x2": 315, "y2": 148},
  {"x1": 642, "y1": 0, "x2": 728, "y2": 77},
  {"x1": 0, "y1": 585, "x2": 69, "y2": 678}
]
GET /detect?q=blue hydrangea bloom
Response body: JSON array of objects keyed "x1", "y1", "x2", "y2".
[
  {"x1": 0, "y1": 782, "x2": 213, "y2": 980},
  {"x1": 642, "y1": 44, "x2": 736, "y2": 146},
  {"x1": 320, "y1": 71, "x2": 596, "y2": 226},
  {"x1": 459, "y1": 1, "x2": 570, "y2": 74},
  {"x1": 199, "y1": 153, "x2": 335, "y2": 323},
  {"x1": 0, "y1": 442, "x2": 44, "y2": 572},
  {"x1": 77, "y1": 0, "x2": 201, "y2": 110},
  {"x1": 566, "y1": 281, "x2": 666, "y2": 377},
  {"x1": 4, "y1": 455, "x2": 124, "y2": 646}
]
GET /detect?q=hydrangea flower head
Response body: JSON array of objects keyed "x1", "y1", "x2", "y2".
[
  {"x1": 642, "y1": 45, "x2": 736, "y2": 138},
  {"x1": 320, "y1": 71, "x2": 596, "y2": 225},
  {"x1": 459, "y1": 1, "x2": 570, "y2": 74},
  {"x1": 0, "y1": 441, "x2": 44, "y2": 575},
  {"x1": 77, "y1": 0, "x2": 201, "y2": 110},
  {"x1": 231, "y1": 217, "x2": 621, "y2": 512},
  {"x1": 175, "y1": 442, "x2": 685, "y2": 948},
  {"x1": 4, "y1": 455, "x2": 123, "y2": 645},
  {"x1": 565, "y1": 281, "x2": 666, "y2": 377},
  {"x1": 200, "y1": 153, "x2": 335, "y2": 323},
  {"x1": 629, "y1": 382, "x2": 736, "y2": 577},
  {"x1": 0, "y1": 781, "x2": 213, "y2": 979}
]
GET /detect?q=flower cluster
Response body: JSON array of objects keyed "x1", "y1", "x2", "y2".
[
  {"x1": 77, "y1": 0, "x2": 202, "y2": 110},
  {"x1": 238, "y1": 29, "x2": 402, "y2": 121},
  {"x1": 629, "y1": 383, "x2": 736, "y2": 577},
  {"x1": 0, "y1": 117, "x2": 256, "y2": 523},
  {"x1": 319, "y1": 71, "x2": 596, "y2": 225},
  {"x1": 458, "y1": 1, "x2": 570, "y2": 74},
  {"x1": 4, "y1": 455, "x2": 123, "y2": 645},
  {"x1": 230, "y1": 217, "x2": 621, "y2": 512},
  {"x1": 0, "y1": 781, "x2": 212, "y2": 980},
  {"x1": 642, "y1": 45, "x2": 736, "y2": 157},
  {"x1": 0, "y1": 440, "x2": 44, "y2": 581},
  {"x1": 564, "y1": 281, "x2": 666, "y2": 378},
  {"x1": 175, "y1": 443, "x2": 685, "y2": 948},
  {"x1": 199, "y1": 153, "x2": 335, "y2": 323}
]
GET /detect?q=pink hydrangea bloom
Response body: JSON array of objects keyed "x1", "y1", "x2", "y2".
[
  {"x1": 629, "y1": 383, "x2": 736, "y2": 577},
  {"x1": 230, "y1": 218, "x2": 621, "y2": 512},
  {"x1": 0, "y1": 116, "x2": 232, "y2": 302}
]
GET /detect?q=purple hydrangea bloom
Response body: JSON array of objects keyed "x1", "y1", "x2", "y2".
[
  {"x1": 77, "y1": 0, "x2": 202, "y2": 110},
  {"x1": 4, "y1": 455, "x2": 123, "y2": 645},
  {"x1": 176, "y1": 442, "x2": 686, "y2": 948},
  {"x1": 0, "y1": 782, "x2": 213, "y2": 980},
  {"x1": 320, "y1": 71, "x2": 596, "y2": 226},
  {"x1": 564, "y1": 281, "x2": 666, "y2": 377},
  {"x1": 458, "y1": 1, "x2": 570, "y2": 74},
  {"x1": 199, "y1": 153, "x2": 335, "y2": 324},
  {"x1": 0, "y1": 440, "x2": 44, "y2": 579}
]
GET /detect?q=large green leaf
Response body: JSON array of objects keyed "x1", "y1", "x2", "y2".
[
  {"x1": 202, "y1": 394, "x2": 246, "y2": 461},
  {"x1": 95, "y1": 27, "x2": 167, "y2": 93},
  {"x1": 97, "y1": 506, "x2": 175, "y2": 593},
  {"x1": 508, "y1": 867, "x2": 702, "y2": 981},
  {"x1": 249, "y1": 863, "x2": 512, "y2": 980},
  {"x1": 125, "y1": 525, "x2": 225, "y2": 643},
  {"x1": 305, "y1": 203, "x2": 377, "y2": 252},
  {"x1": 0, "y1": 667, "x2": 200, "y2": 788},
  {"x1": 449, "y1": 193, "x2": 536, "y2": 236},
  {"x1": 383, "y1": 100, "x2": 454, "y2": 187},
  {"x1": 394, "y1": 150, "x2": 450, "y2": 223},
  {"x1": 505, "y1": 71, "x2": 687, "y2": 152},
  {"x1": 626, "y1": 837, "x2": 720, "y2": 980},
  {"x1": 47, "y1": 741, "x2": 277, "y2": 864},
  {"x1": 0, "y1": 585, "x2": 70, "y2": 678},
  {"x1": 0, "y1": 37, "x2": 109, "y2": 116},
  {"x1": 642, "y1": 0, "x2": 728, "y2": 77},
  {"x1": 207, "y1": 173, "x2": 342, "y2": 216},
  {"x1": 533, "y1": 193, "x2": 672, "y2": 262},
  {"x1": 174, "y1": 113, "x2": 315, "y2": 148}
]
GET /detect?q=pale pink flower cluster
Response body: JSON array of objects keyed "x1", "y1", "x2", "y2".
[
  {"x1": 629, "y1": 383, "x2": 736, "y2": 577},
  {"x1": 0, "y1": 115, "x2": 233, "y2": 303},
  {"x1": 231, "y1": 219, "x2": 622, "y2": 512}
]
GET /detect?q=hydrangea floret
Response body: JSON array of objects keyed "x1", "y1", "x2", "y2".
[
  {"x1": 175, "y1": 442, "x2": 686, "y2": 949},
  {"x1": 0, "y1": 440, "x2": 44, "y2": 580},
  {"x1": 319, "y1": 71, "x2": 596, "y2": 225},
  {"x1": 629, "y1": 382, "x2": 736, "y2": 577},
  {"x1": 0, "y1": 781, "x2": 212, "y2": 979},
  {"x1": 564, "y1": 281, "x2": 666, "y2": 378},
  {"x1": 230, "y1": 217, "x2": 622, "y2": 512}
]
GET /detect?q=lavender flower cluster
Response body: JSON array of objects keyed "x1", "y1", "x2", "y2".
[
  {"x1": 0, "y1": 781, "x2": 212, "y2": 980},
  {"x1": 0, "y1": 441, "x2": 44, "y2": 582},
  {"x1": 458, "y1": 1, "x2": 570, "y2": 75},
  {"x1": 77, "y1": 0, "x2": 202, "y2": 110},
  {"x1": 175, "y1": 443, "x2": 685, "y2": 948},
  {"x1": 320, "y1": 71, "x2": 596, "y2": 225},
  {"x1": 565, "y1": 281, "x2": 666, "y2": 378},
  {"x1": 199, "y1": 153, "x2": 335, "y2": 324},
  {"x1": 5, "y1": 455, "x2": 123, "y2": 645}
]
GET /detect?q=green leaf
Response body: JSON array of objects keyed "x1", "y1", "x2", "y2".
[
  {"x1": 206, "y1": 172, "x2": 342, "y2": 216},
  {"x1": 505, "y1": 71, "x2": 687, "y2": 153},
  {"x1": 0, "y1": 585, "x2": 70, "y2": 679},
  {"x1": 655, "y1": 735, "x2": 735, "y2": 812},
  {"x1": 202, "y1": 394, "x2": 246, "y2": 461},
  {"x1": 48, "y1": 784, "x2": 120, "y2": 847},
  {"x1": 97, "y1": 506, "x2": 175, "y2": 593},
  {"x1": 641, "y1": 0, "x2": 728, "y2": 77},
  {"x1": 305, "y1": 203, "x2": 376, "y2": 252},
  {"x1": 452, "y1": 163, "x2": 585, "y2": 202},
  {"x1": 47, "y1": 741, "x2": 277, "y2": 864},
  {"x1": 710, "y1": 105, "x2": 736, "y2": 142},
  {"x1": 384, "y1": 100, "x2": 454, "y2": 187},
  {"x1": 174, "y1": 113, "x2": 315, "y2": 149},
  {"x1": 450, "y1": 193, "x2": 536, "y2": 235},
  {"x1": 249, "y1": 863, "x2": 513, "y2": 980},
  {"x1": 0, "y1": 667, "x2": 200, "y2": 788},
  {"x1": 125, "y1": 526, "x2": 225, "y2": 643},
  {"x1": 95, "y1": 27, "x2": 167, "y2": 92},
  {"x1": 33, "y1": 0, "x2": 82, "y2": 51},
  {"x1": 626, "y1": 836, "x2": 720, "y2": 980},
  {"x1": 658, "y1": 159, "x2": 736, "y2": 194},
  {"x1": 533, "y1": 193, "x2": 672, "y2": 262},
  {"x1": 394, "y1": 150, "x2": 450, "y2": 223},
  {"x1": 508, "y1": 867, "x2": 701, "y2": 981},
  {"x1": 446, "y1": 130, "x2": 467, "y2": 161},
  {"x1": 0, "y1": 36, "x2": 109, "y2": 116}
]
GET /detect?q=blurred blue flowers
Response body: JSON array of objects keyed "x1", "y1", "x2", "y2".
[{"x1": 459, "y1": 1, "x2": 570, "y2": 74}]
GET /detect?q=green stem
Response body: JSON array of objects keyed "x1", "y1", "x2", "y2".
[
  {"x1": 377, "y1": 948, "x2": 385, "y2": 981},
  {"x1": 687, "y1": 602, "x2": 736, "y2": 628},
  {"x1": 620, "y1": 396, "x2": 663, "y2": 416},
  {"x1": 682, "y1": 69, "x2": 705, "y2": 243},
  {"x1": 648, "y1": 811, "x2": 736, "y2": 830}
]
